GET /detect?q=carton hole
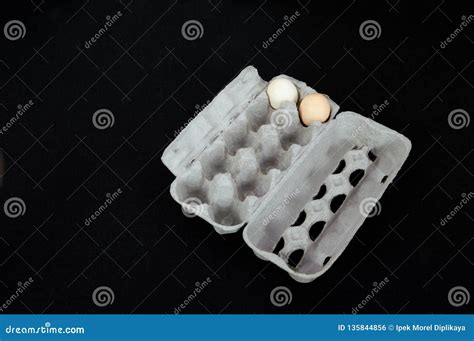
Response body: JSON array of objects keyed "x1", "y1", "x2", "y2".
[
  {"x1": 349, "y1": 169, "x2": 365, "y2": 187},
  {"x1": 291, "y1": 210, "x2": 306, "y2": 226},
  {"x1": 273, "y1": 238, "x2": 285, "y2": 254},
  {"x1": 368, "y1": 149, "x2": 377, "y2": 162},
  {"x1": 309, "y1": 221, "x2": 326, "y2": 241},
  {"x1": 313, "y1": 184, "x2": 326, "y2": 200},
  {"x1": 288, "y1": 249, "x2": 304, "y2": 268},
  {"x1": 333, "y1": 160, "x2": 346, "y2": 174},
  {"x1": 323, "y1": 256, "x2": 331, "y2": 266},
  {"x1": 330, "y1": 194, "x2": 346, "y2": 213}
]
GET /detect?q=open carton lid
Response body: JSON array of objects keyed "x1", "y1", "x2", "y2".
[{"x1": 243, "y1": 112, "x2": 411, "y2": 282}]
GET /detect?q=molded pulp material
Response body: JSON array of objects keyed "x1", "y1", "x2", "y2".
[{"x1": 162, "y1": 66, "x2": 411, "y2": 282}]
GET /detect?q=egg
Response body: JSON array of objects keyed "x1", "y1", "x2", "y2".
[
  {"x1": 299, "y1": 93, "x2": 331, "y2": 126},
  {"x1": 266, "y1": 78, "x2": 298, "y2": 109}
]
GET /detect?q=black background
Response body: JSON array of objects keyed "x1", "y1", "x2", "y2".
[{"x1": 0, "y1": 0, "x2": 472, "y2": 314}]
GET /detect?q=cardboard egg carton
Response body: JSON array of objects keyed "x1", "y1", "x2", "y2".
[
  {"x1": 162, "y1": 66, "x2": 411, "y2": 282},
  {"x1": 163, "y1": 66, "x2": 339, "y2": 234}
]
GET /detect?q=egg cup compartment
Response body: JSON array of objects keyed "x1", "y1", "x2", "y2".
[
  {"x1": 163, "y1": 66, "x2": 339, "y2": 234},
  {"x1": 242, "y1": 112, "x2": 411, "y2": 282}
]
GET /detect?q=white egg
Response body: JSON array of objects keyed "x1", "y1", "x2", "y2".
[{"x1": 266, "y1": 78, "x2": 298, "y2": 109}]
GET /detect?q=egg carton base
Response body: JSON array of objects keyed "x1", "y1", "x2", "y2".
[{"x1": 164, "y1": 66, "x2": 339, "y2": 233}]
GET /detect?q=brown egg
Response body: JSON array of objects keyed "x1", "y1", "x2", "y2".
[{"x1": 298, "y1": 93, "x2": 331, "y2": 126}]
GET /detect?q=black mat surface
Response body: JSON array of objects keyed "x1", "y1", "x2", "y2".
[{"x1": 0, "y1": 0, "x2": 472, "y2": 313}]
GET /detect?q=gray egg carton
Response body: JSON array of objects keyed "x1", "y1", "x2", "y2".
[
  {"x1": 162, "y1": 66, "x2": 339, "y2": 234},
  {"x1": 162, "y1": 66, "x2": 411, "y2": 282}
]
